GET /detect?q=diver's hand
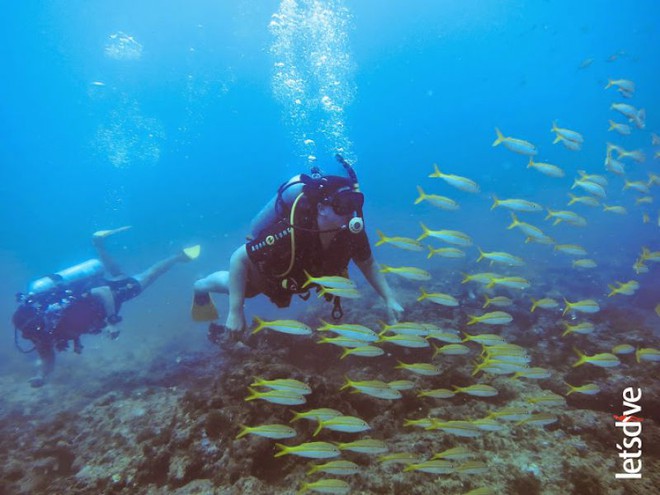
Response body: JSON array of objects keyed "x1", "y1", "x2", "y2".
[
  {"x1": 29, "y1": 375, "x2": 46, "y2": 388},
  {"x1": 385, "y1": 298, "x2": 404, "y2": 324},
  {"x1": 104, "y1": 323, "x2": 121, "y2": 340},
  {"x1": 225, "y1": 309, "x2": 247, "y2": 333}
]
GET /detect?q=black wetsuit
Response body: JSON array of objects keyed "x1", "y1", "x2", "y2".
[
  {"x1": 245, "y1": 204, "x2": 371, "y2": 307},
  {"x1": 17, "y1": 277, "x2": 142, "y2": 352}
]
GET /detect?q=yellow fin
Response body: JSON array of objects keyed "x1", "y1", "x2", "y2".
[
  {"x1": 191, "y1": 293, "x2": 218, "y2": 321},
  {"x1": 93, "y1": 225, "x2": 132, "y2": 238},
  {"x1": 183, "y1": 245, "x2": 201, "y2": 260}
]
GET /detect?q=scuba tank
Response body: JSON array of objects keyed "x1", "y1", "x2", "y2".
[
  {"x1": 27, "y1": 259, "x2": 105, "y2": 295},
  {"x1": 250, "y1": 175, "x2": 306, "y2": 238}
]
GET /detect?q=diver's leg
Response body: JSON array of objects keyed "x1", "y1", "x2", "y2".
[
  {"x1": 30, "y1": 342, "x2": 55, "y2": 387},
  {"x1": 191, "y1": 271, "x2": 227, "y2": 322},
  {"x1": 194, "y1": 271, "x2": 230, "y2": 294},
  {"x1": 192, "y1": 246, "x2": 265, "y2": 327},
  {"x1": 92, "y1": 233, "x2": 125, "y2": 278},
  {"x1": 133, "y1": 252, "x2": 189, "y2": 291},
  {"x1": 91, "y1": 286, "x2": 118, "y2": 317}
]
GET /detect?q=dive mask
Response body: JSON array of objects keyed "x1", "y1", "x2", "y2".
[{"x1": 330, "y1": 190, "x2": 364, "y2": 216}]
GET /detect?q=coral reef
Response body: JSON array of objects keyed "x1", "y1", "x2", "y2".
[{"x1": 1, "y1": 285, "x2": 658, "y2": 495}]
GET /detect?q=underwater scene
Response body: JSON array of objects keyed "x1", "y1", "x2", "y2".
[{"x1": 1, "y1": 1, "x2": 659, "y2": 494}]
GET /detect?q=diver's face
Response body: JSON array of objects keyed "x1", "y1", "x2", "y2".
[{"x1": 317, "y1": 203, "x2": 350, "y2": 230}]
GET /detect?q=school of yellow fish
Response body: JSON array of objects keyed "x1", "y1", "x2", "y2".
[{"x1": 238, "y1": 77, "x2": 658, "y2": 495}]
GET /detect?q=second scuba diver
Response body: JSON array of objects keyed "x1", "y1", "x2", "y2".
[
  {"x1": 12, "y1": 227, "x2": 200, "y2": 387},
  {"x1": 191, "y1": 155, "x2": 403, "y2": 337}
]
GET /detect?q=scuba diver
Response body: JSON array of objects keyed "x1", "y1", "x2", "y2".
[
  {"x1": 12, "y1": 226, "x2": 201, "y2": 387},
  {"x1": 191, "y1": 155, "x2": 403, "y2": 340}
]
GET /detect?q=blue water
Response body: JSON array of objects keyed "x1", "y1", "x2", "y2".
[{"x1": 1, "y1": 0, "x2": 658, "y2": 381}]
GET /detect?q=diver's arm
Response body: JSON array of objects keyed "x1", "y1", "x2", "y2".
[
  {"x1": 90, "y1": 286, "x2": 117, "y2": 318},
  {"x1": 90, "y1": 286, "x2": 121, "y2": 338},
  {"x1": 355, "y1": 255, "x2": 403, "y2": 323},
  {"x1": 225, "y1": 246, "x2": 250, "y2": 332}
]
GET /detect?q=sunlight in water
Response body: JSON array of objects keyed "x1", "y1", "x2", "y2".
[
  {"x1": 104, "y1": 31, "x2": 143, "y2": 61},
  {"x1": 270, "y1": 0, "x2": 356, "y2": 167},
  {"x1": 94, "y1": 98, "x2": 165, "y2": 169}
]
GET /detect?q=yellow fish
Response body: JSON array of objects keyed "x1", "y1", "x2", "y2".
[
  {"x1": 378, "y1": 452, "x2": 419, "y2": 465},
  {"x1": 417, "y1": 288, "x2": 459, "y2": 307},
  {"x1": 572, "y1": 178, "x2": 606, "y2": 198},
  {"x1": 565, "y1": 382, "x2": 600, "y2": 396},
  {"x1": 417, "y1": 388, "x2": 455, "y2": 399},
  {"x1": 336, "y1": 439, "x2": 389, "y2": 454},
  {"x1": 427, "y1": 245, "x2": 465, "y2": 259},
  {"x1": 507, "y1": 213, "x2": 547, "y2": 240},
  {"x1": 577, "y1": 170, "x2": 607, "y2": 186},
  {"x1": 572, "y1": 259, "x2": 597, "y2": 269},
  {"x1": 563, "y1": 298, "x2": 600, "y2": 315},
  {"x1": 313, "y1": 415, "x2": 370, "y2": 436},
  {"x1": 551, "y1": 121, "x2": 584, "y2": 143},
  {"x1": 530, "y1": 297, "x2": 559, "y2": 312},
  {"x1": 561, "y1": 321, "x2": 594, "y2": 337},
  {"x1": 528, "y1": 158, "x2": 565, "y2": 178},
  {"x1": 482, "y1": 295, "x2": 513, "y2": 308},
  {"x1": 245, "y1": 387, "x2": 306, "y2": 405},
  {"x1": 251, "y1": 377, "x2": 312, "y2": 395},
  {"x1": 545, "y1": 208, "x2": 587, "y2": 226},
  {"x1": 603, "y1": 204, "x2": 627, "y2": 215},
  {"x1": 554, "y1": 244, "x2": 588, "y2": 256},
  {"x1": 607, "y1": 280, "x2": 639, "y2": 297},
  {"x1": 375, "y1": 230, "x2": 424, "y2": 252},
  {"x1": 252, "y1": 316, "x2": 312, "y2": 335},
  {"x1": 274, "y1": 442, "x2": 340, "y2": 459},
  {"x1": 418, "y1": 222, "x2": 472, "y2": 246},
  {"x1": 572, "y1": 348, "x2": 620, "y2": 368},
  {"x1": 605, "y1": 78, "x2": 635, "y2": 95},
  {"x1": 302, "y1": 271, "x2": 356, "y2": 290},
  {"x1": 486, "y1": 276, "x2": 530, "y2": 290},
  {"x1": 608, "y1": 120, "x2": 631, "y2": 136},
  {"x1": 317, "y1": 286, "x2": 361, "y2": 299},
  {"x1": 404, "y1": 460, "x2": 455, "y2": 474},
  {"x1": 290, "y1": 408, "x2": 342, "y2": 423},
  {"x1": 236, "y1": 423, "x2": 297, "y2": 439},
  {"x1": 611, "y1": 344, "x2": 635, "y2": 355},
  {"x1": 428, "y1": 163, "x2": 480, "y2": 193},
  {"x1": 340, "y1": 377, "x2": 402, "y2": 400},
  {"x1": 432, "y1": 343, "x2": 470, "y2": 356},
  {"x1": 618, "y1": 149, "x2": 646, "y2": 163},
  {"x1": 414, "y1": 185, "x2": 459, "y2": 210},
  {"x1": 452, "y1": 384, "x2": 498, "y2": 397},
  {"x1": 395, "y1": 360, "x2": 441, "y2": 376},
  {"x1": 340, "y1": 346, "x2": 384, "y2": 359},
  {"x1": 306, "y1": 460, "x2": 360, "y2": 476},
  {"x1": 567, "y1": 193, "x2": 599, "y2": 207},
  {"x1": 380, "y1": 264, "x2": 431, "y2": 281},
  {"x1": 467, "y1": 311, "x2": 513, "y2": 326},
  {"x1": 636, "y1": 347, "x2": 660, "y2": 362},
  {"x1": 476, "y1": 248, "x2": 525, "y2": 266},
  {"x1": 491, "y1": 195, "x2": 542, "y2": 212},
  {"x1": 492, "y1": 128, "x2": 538, "y2": 156},
  {"x1": 432, "y1": 446, "x2": 476, "y2": 461}
]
